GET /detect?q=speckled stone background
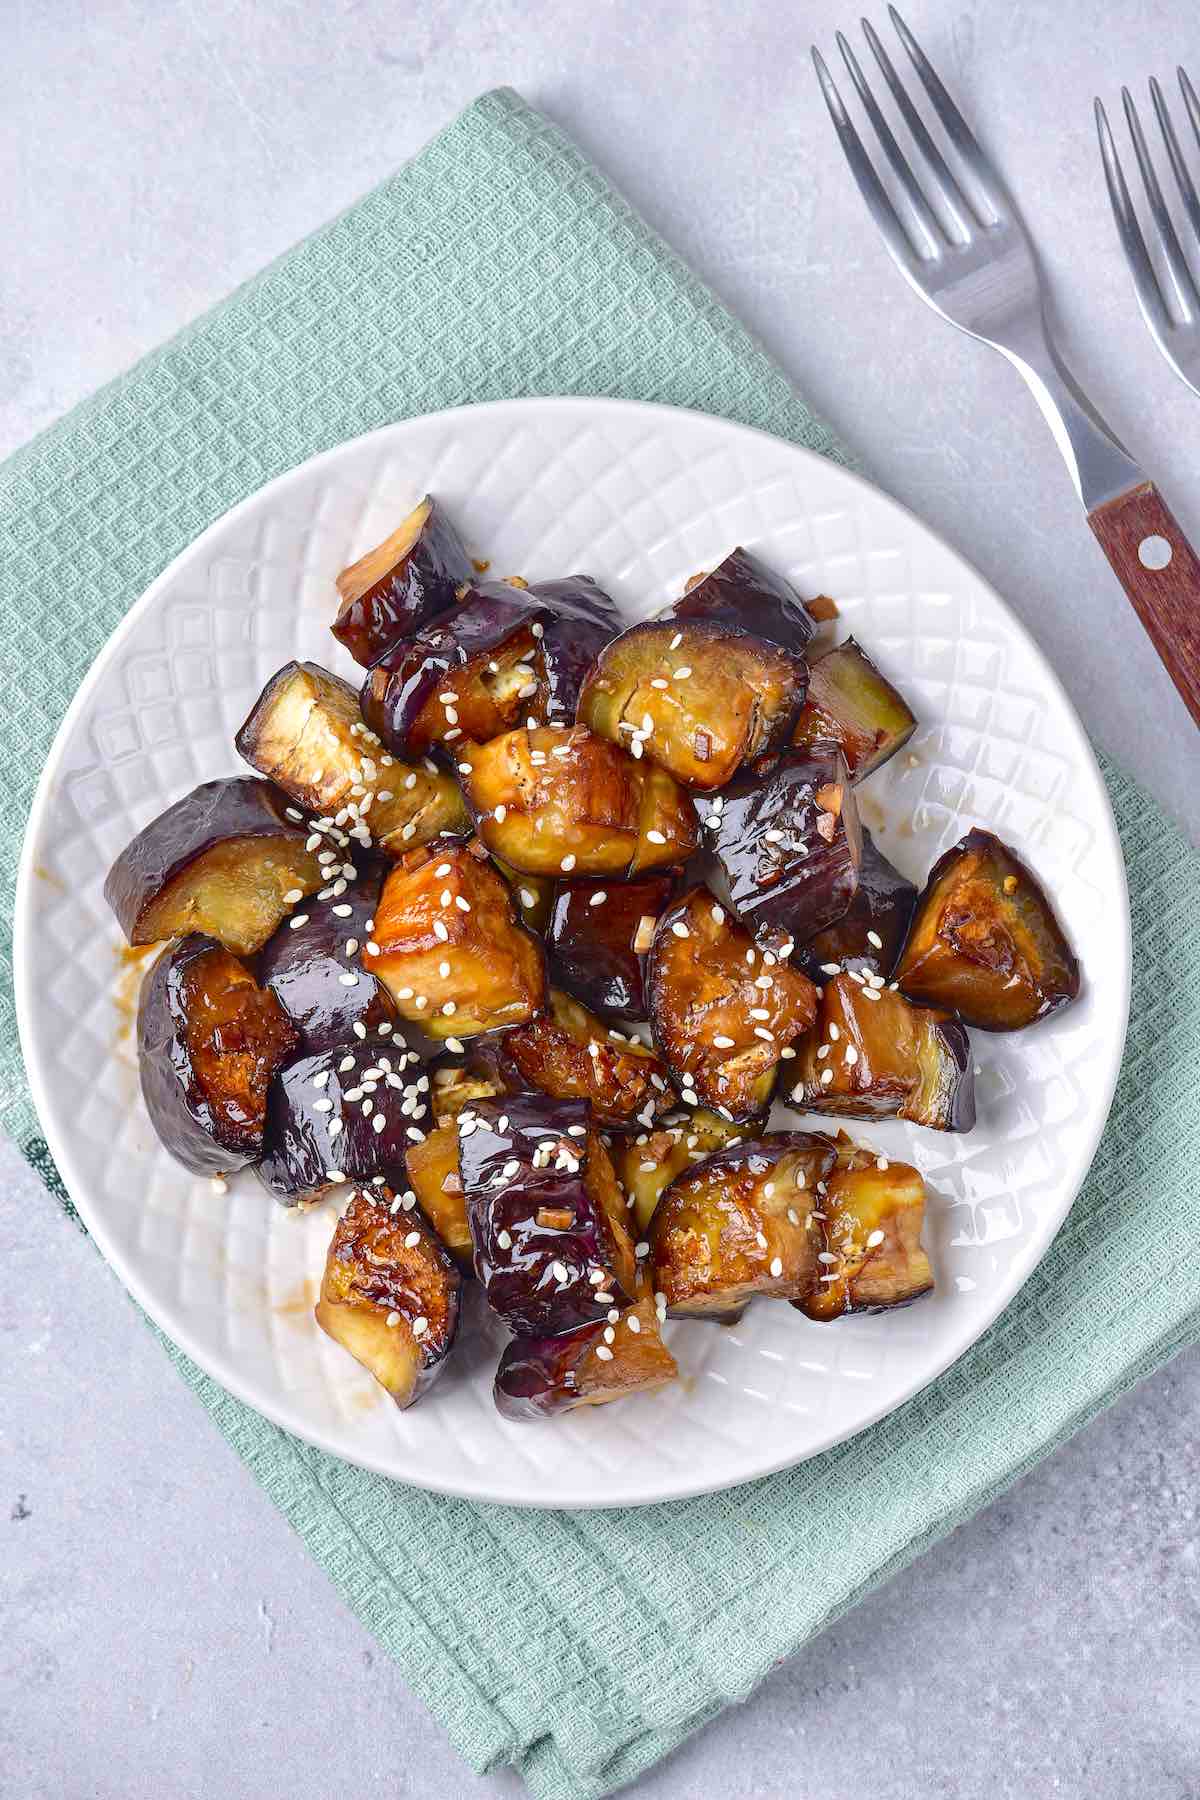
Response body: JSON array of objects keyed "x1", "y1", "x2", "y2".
[{"x1": 3, "y1": 2, "x2": 1200, "y2": 1796}]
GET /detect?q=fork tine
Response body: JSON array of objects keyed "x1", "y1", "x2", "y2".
[
  {"x1": 811, "y1": 47, "x2": 927, "y2": 271},
  {"x1": 1122, "y1": 85, "x2": 1200, "y2": 320},
  {"x1": 1180, "y1": 67, "x2": 1200, "y2": 155},
  {"x1": 860, "y1": 17, "x2": 981, "y2": 240},
  {"x1": 1150, "y1": 77, "x2": 1200, "y2": 257},
  {"x1": 1095, "y1": 98, "x2": 1173, "y2": 341},
  {"x1": 887, "y1": 7, "x2": 1005, "y2": 219},
  {"x1": 834, "y1": 30, "x2": 944, "y2": 257}
]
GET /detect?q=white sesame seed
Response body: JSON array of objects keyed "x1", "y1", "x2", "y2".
[
  {"x1": 519, "y1": 888, "x2": 536, "y2": 909},
  {"x1": 445, "y1": 1037, "x2": 465, "y2": 1055},
  {"x1": 820, "y1": 1067, "x2": 834, "y2": 1085},
  {"x1": 560, "y1": 854, "x2": 577, "y2": 872},
  {"x1": 755, "y1": 1230, "x2": 768, "y2": 1249},
  {"x1": 671, "y1": 922, "x2": 690, "y2": 939},
  {"x1": 630, "y1": 739, "x2": 643, "y2": 758},
  {"x1": 326, "y1": 1169, "x2": 345, "y2": 1182},
  {"x1": 328, "y1": 1118, "x2": 343, "y2": 1138},
  {"x1": 404, "y1": 1230, "x2": 421, "y2": 1249},
  {"x1": 339, "y1": 1056, "x2": 355, "y2": 1072},
  {"x1": 861, "y1": 987, "x2": 882, "y2": 1001},
  {"x1": 353, "y1": 1022, "x2": 367, "y2": 1040},
  {"x1": 788, "y1": 1207, "x2": 800, "y2": 1225},
  {"x1": 386, "y1": 1310, "x2": 401, "y2": 1329},
  {"x1": 313, "y1": 1098, "x2": 334, "y2": 1113},
  {"x1": 877, "y1": 1156, "x2": 889, "y2": 1171},
  {"x1": 496, "y1": 1229, "x2": 513, "y2": 1250},
  {"x1": 344, "y1": 938, "x2": 359, "y2": 956},
  {"x1": 289, "y1": 913, "x2": 310, "y2": 930},
  {"x1": 770, "y1": 1256, "x2": 783, "y2": 1277},
  {"x1": 493, "y1": 804, "x2": 507, "y2": 823},
  {"x1": 552, "y1": 1261, "x2": 570, "y2": 1284},
  {"x1": 455, "y1": 896, "x2": 471, "y2": 912},
  {"x1": 669, "y1": 632, "x2": 683, "y2": 649},
  {"x1": 332, "y1": 903, "x2": 353, "y2": 918},
  {"x1": 650, "y1": 677, "x2": 669, "y2": 690},
  {"x1": 595, "y1": 1345, "x2": 614, "y2": 1361},
  {"x1": 285, "y1": 807, "x2": 303, "y2": 823},
  {"x1": 828, "y1": 1022, "x2": 840, "y2": 1041},
  {"x1": 749, "y1": 1007, "x2": 770, "y2": 1021},
  {"x1": 866, "y1": 930, "x2": 884, "y2": 950},
  {"x1": 818, "y1": 1251, "x2": 838, "y2": 1265},
  {"x1": 713, "y1": 1035, "x2": 735, "y2": 1049},
  {"x1": 844, "y1": 1045, "x2": 859, "y2": 1066},
  {"x1": 339, "y1": 972, "x2": 358, "y2": 987},
  {"x1": 753, "y1": 1027, "x2": 774, "y2": 1042},
  {"x1": 433, "y1": 920, "x2": 449, "y2": 942},
  {"x1": 305, "y1": 833, "x2": 322, "y2": 852}
]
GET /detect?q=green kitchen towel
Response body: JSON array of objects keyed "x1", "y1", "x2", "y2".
[{"x1": 3, "y1": 88, "x2": 1199, "y2": 1800}]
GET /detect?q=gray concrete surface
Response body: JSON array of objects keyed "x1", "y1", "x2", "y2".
[{"x1": 3, "y1": 1, "x2": 1199, "y2": 1795}]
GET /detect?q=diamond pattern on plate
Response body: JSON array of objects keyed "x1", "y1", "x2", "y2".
[{"x1": 14, "y1": 398, "x2": 1128, "y2": 1507}]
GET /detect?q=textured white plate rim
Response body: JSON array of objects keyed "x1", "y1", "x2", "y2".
[{"x1": 14, "y1": 395, "x2": 1131, "y2": 1509}]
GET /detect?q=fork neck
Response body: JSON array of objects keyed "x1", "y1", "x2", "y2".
[{"x1": 994, "y1": 311, "x2": 1144, "y2": 511}]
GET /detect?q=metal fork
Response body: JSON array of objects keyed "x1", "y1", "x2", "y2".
[
  {"x1": 1096, "y1": 71, "x2": 1200, "y2": 401},
  {"x1": 813, "y1": 8, "x2": 1200, "y2": 730}
]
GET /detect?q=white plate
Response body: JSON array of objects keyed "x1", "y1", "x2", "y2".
[{"x1": 15, "y1": 397, "x2": 1129, "y2": 1508}]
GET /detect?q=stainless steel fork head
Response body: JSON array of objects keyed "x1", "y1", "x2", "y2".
[
  {"x1": 814, "y1": 7, "x2": 1142, "y2": 511},
  {"x1": 1096, "y1": 70, "x2": 1200, "y2": 401}
]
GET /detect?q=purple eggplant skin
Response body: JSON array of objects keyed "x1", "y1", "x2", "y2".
[
  {"x1": 331, "y1": 495, "x2": 474, "y2": 668},
  {"x1": 137, "y1": 934, "x2": 301, "y2": 1177},
  {"x1": 667, "y1": 546, "x2": 817, "y2": 653},
  {"x1": 794, "y1": 829, "x2": 917, "y2": 986},
  {"x1": 526, "y1": 575, "x2": 622, "y2": 724},
  {"x1": 457, "y1": 1095, "x2": 637, "y2": 1336},
  {"x1": 256, "y1": 859, "x2": 399, "y2": 1054},
  {"x1": 546, "y1": 873, "x2": 677, "y2": 1021},
  {"x1": 360, "y1": 579, "x2": 541, "y2": 755},
  {"x1": 256, "y1": 1038, "x2": 429, "y2": 1206},
  {"x1": 103, "y1": 777, "x2": 323, "y2": 954},
  {"x1": 699, "y1": 748, "x2": 862, "y2": 951}
]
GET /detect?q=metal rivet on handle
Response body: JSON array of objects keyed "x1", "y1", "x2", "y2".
[{"x1": 1138, "y1": 534, "x2": 1172, "y2": 570}]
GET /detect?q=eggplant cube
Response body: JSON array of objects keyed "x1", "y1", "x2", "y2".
[
  {"x1": 895, "y1": 828, "x2": 1081, "y2": 1031},
  {"x1": 616, "y1": 1108, "x2": 750, "y2": 1234},
  {"x1": 794, "y1": 828, "x2": 917, "y2": 986},
  {"x1": 256, "y1": 859, "x2": 399, "y2": 1054},
  {"x1": 137, "y1": 934, "x2": 300, "y2": 1176},
  {"x1": 331, "y1": 494, "x2": 474, "y2": 667},
  {"x1": 578, "y1": 618, "x2": 807, "y2": 791},
  {"x1": 650, "y1": 1133, "x2": 835, "y2": 1318},
  {"x1": 316, "y1": 1185, "x2": 461, "y2": 1407},
  {"x1": 789, "y1": 972, "x2": 975, "y2": 1132},
  {"x1": 464, "y1": 725, "x2": 697, "y2": 879},
  {"x1": 235, "y1": 660, "x2": 467, "y2": 854},
  {"x1": 669, "y1": 545, "x2": 817, "y2": 652},
  {"x1": 404, "y1": 1124, "x2": 473, "y2": 1266},
  {"x1": 104, "y1": 777, "x2": 326, "y2": 956},
  {"x1": 791, "y1": 636, "x2": 917, "y2": 779},
  {"x1": 647, "y1": 887, "x2": 818, "y2": 1122},
  {"x1": 504, "y1": 987, "x2": 676, "y2": 1129},
  {"x1": 256, "y1": 1038, "x2": 429, "y2": 1205},
  {"x1": 360, "y1": 581, "x2": 544, "y2": 757},
  {"x1": 494, "y1": 1296, "x2": 677, "y2": 1421},
  {"x1": 797, "y1": 1152, "x2": 934, "y2": 1320},
  {"x1": 700, "y1": 748, "x2": 862, "y2": 952},
  {"x1": 457, "y1": 1096, "x2": 638, "y2": 1335},
  {"x1": 546, "y1": 872, "x2": 677, "y2": 1023},
  {"x1": 525, "y1": 574, "x2": 622, "y2": 724},
  {"x1": 371, "y1": 841, "x2": 545, "y2": 1038}
]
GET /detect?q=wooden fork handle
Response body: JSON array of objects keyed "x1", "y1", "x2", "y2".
[{"x1": 1088, "y1": 481, "x2": 1200, "y2": 728}]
